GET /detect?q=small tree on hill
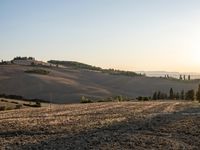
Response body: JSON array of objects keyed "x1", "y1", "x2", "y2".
[
  {"x1": 179, "y1": 75, "x2": 183, "y2": 80},
  {"x1": 196, "y1": 84, "x2": 200, "y2": 102},
  {"x1": 169, "y1": 88, "x2": 174, "y2": 99},
  {"x1": 188, "y1": 75, "x2": 191, "y2": 80},
  {"x1": 153, "y1": 92, "x2": 157, "y2": 100},
  {"x1": 181, "y1": 90, "x2": 185, "y2": 100},
  {"x1": 175, "y1": 92, "x2": 180, "y2": 100},
  {"x1": 157, "y1": 91, "x2": 161, "y2": 99},
  {"x1": 183, "y1": 75, "x2": 186, "y2": 80}
]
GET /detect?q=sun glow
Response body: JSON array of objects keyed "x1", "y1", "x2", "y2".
[{"x1": 192, "y1": 50, "x2": 200, "y2": 65}]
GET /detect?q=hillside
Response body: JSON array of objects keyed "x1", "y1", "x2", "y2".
[
  {"x1": 0, "y1": 64, "x2": 199, "y2": 103},
  {"x1": 48, "y1": 60, "x2": 141, "y2": 77},
  {"x1": 0, "y1": 101, "x2": 199, "y2": 149}
]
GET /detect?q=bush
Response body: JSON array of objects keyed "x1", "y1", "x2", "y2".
[
  {"x1": 11, "y1": 101, "x2": 19, "y2": 104},
  {"x1": 15, "y1": 104, "x2": 23, "y2": 109},
  {"x1": 143, "y1": 97, "x2": 149, "y2": 101},
  {"x1": 185, "y1": 90, "x2": 195, "y2": 101},
  {"x1": 0, "y1": 106, "x2": 6, "y2": 111},
  {"x1": 1, "y1": 99, "x2": 8, "y2": 102},
  {"x1": 35, "y1": 102, "x2": 41, "y2": 107},
  {"x1": 137, "y1": 96, "x2": 143, "y2": 101},
  {"x1": 80, "y1": 96, "x2": 93, "y2": 103},
  {"x1": 6, "y1": 107, "x2": 12, "y2": 110}
]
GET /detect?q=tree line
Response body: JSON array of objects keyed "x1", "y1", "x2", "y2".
[
  {"x1": 152, "y1": 84, "x2": 200, "y2": 102},
  {"x1": 164, "y1": 74, "x2": 191, "y2": 80},
  {"x1": 13, "y1": 56, "x2": 35, "y2": 60},
  {"x1": 48, "y1": 60, "x2": 144, "y2": 77}
]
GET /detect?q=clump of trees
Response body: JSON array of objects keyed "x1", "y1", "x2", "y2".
[
  {"x1": 137, "y1": 96, "x2": 151, "y2": 101},
  {"x1": 196, "y1": 85, "x2": 200, "y2": 102},
  {"x1": 185, "y1": 90, "x2": 195, "y2": 101},
  {"x1": 13, "y1": 56, "x2": 35, "y2": 60},
  {"x1": 0, "y1": 60, "x2": 9, "y2": 65},
  {"x1": 80, "y1": 96, "x2": 93, "y2": 103},
  {"x1": 179, "y1": 75, "x2": 191, "y2": 81},
  {"x1": 164, "y1": 74, "x2": 191, "y2": 81},
  {"x1": 152, "y1": 91, "x2": 168, "y2": 100},
  {"x1": 152, "y1": 84, "x2": 200, "y2": 102}
]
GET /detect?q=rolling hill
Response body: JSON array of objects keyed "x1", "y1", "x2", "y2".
[{"x1": 0, "y1": 64, "x2": 199, "y2": 103}]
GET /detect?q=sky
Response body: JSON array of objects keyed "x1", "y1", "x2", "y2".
[{"x1": 0, "y1": 0, "x2": 200, "y2": 72}]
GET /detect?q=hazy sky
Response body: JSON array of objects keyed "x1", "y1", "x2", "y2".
[{"x1": 0, "y1": 0, "x2": 200, "y2": 72}]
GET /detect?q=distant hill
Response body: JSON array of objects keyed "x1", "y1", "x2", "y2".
[
  {"x1": 0, "y1": 64, "x2": 199, "y2": 103},
  {"x1": 48, "y1": 60, "x2": 142, "y2": 77},
  {"x1": 48, "y1": 60, "x2": 102, "y2": 70}
]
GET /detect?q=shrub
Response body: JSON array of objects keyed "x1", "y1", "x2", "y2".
[
  {"x1": 11, "y1": 101, "x2": 19, "y2": 104},
  {"x1": 185, "y1": 90, "x2": 195, "y2": 101},
  {"x1": 137, "y1": 96, "x2": 143, "y2": 101},
  {"x1": 15, "y1": 104, "x2": 23, "y2": 109},
  {"x1": 80, "y1": 96, "x2": 93, "y2": 103},
  {"x1": 1, "y1": 99, "x2": 8, "y2": 102},
  {"x1": 6, "y1": 107, "x2": 12, "y2": 110},
  {"x1": 35, "y1": 101, "x2": 41, "y2": 107},
  {"x1": 143, "y1": 97, "x2": 149, "y2": 101},
  {"x1": 0, "y1": 106, "x2": 6, "y2": 111},
  {"x1": 137, "y1": 96, "x2": 150, "y2": 101}
]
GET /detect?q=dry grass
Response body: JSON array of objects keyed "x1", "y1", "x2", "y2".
[{"x1": 0, "y1": 101, "x2": 199, "y2": 149}]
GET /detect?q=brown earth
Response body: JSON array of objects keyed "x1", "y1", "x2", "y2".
[{"x1": 0, "y1": 101, "x2": 199, "y2": 149}]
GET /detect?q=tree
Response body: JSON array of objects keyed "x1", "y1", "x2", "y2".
[
  {"x1": 179, "y1": 75, "x2": 183, "y2": 80},
  {"x1": 181, "y1": 90, "x2": 185, "y2": 100},
  {"x1": 169, "y1": 88, "x2": 174, "y2": 99},
  {"x1": 115, "y1": 95, "x2": 123, "y2": 101},
  {"x1": 175, "y1": 92, "x2": 180, "y2": 100},
  {"x1": 157, "y1": 91, "x2": 161, "y2": 99},
  {"x1": 153, "y1": 92, "x2": 157, "y2": 100},
  {"x1": 196, "y1": 84, "x2": 200, "y2": 102},
  {"x1": 185, "y1": 90, "x2": 195, "y2": 101},
  {"x1": 188, "y1": 75, "x2": 191, "y2": 80}
]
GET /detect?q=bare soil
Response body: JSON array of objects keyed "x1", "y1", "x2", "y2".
[{"x1": 0, "y1": 101, "x2": 200, "y2": 150}]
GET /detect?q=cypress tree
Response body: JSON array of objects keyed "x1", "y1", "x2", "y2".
[
  {"x1": 181, "y1": 90, "x2": 185, "y2": 100},
  {"x1": 153, "y1": 92, "x2": 157, "y2": 100},
  {"x1": 179, "y1": 75, "x2": 182, "y2": 80},
  {"x1": 196, "y1": 84, "x2": 200, "y2": 102},
  {"x1": 188, "y1": 75, "x2": 191, "y2": 80},
  {"x1": 176, "y1": 92, "x2": 180, "y2": 100},
  {"x1": 169, "y1": 88, "x2": 174, "y2": 99},
  {"x1": 183, "y1": 75, "x2": 186, "y2": 80}
]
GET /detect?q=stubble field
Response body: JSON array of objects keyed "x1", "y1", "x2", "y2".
[{"x1": 0, "y1": 101, "x2": 200, "y2": 150}]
